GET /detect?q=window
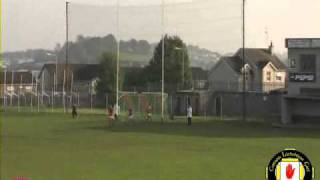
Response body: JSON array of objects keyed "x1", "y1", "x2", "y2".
[
  {"x1": 290, "y1": 58, "x2": 296, "y2": 68},
  {"x1": 276, "y1": 76, "x2": 282, "y2": 81},
  {"x1": 300, "y1": 54, "x2": 316, "y2": 72},
  {"x1": 266, "y1": 71, "x2": 271, "y2": 81}
]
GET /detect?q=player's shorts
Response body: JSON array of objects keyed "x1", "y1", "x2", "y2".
[{"x1": 147, "y1": 113, "x2": 152, "y2": 117}]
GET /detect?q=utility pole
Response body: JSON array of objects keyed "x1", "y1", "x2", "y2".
[
  {"x1": 116, "y1": 0, "x2": 120, "y2": 110},
  {"x1": 55, "y1": 53, "x2": 58, "y2": 94},
  {"x1": 18, "y1": 75, "x2": 22, "y2": 112},
  {"x1": 182, "y1": 50, "x2": 184, "y2": 87},
  {"x1": 242, "y1": 0, "x2": 246, "y2": 121},
  {"x1": 10, "y1": 71, "x2": 14, "y2": 106},
  {"x1": 31, "y1": 73, "x2": 33, "y2": 111},
  {"x1": 3, "y1": 69, "x2": 6, "y2": 110},
  {"x1": 161, "y1": 0, "x2": 165, "y2": 123},
  {"x1": 65, "y1": 1, "x2": 69, "y2": 113}
]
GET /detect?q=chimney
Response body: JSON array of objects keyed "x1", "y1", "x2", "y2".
[{"x1": 268, "y1": 41, "x2": 273, "y2": 55}]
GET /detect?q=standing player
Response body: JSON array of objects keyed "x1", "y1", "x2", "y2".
[
  {"x1": 113, "y1": 104, "x2": 119, "y2": 121},
  {"x1": 146, "y1": 104, "x2": 152, "y2": 121},
  {"x1": 128, "y1": 107, "x2": 134, "y2": 122},
  {"x1": 72, "y1": 104, "x2": 78, "y2": 119},
  {"x1": 107, "y1": 106, "x2": 114, "y2": 127},
  {"x1": 187, "y1": 104, "x2": 192, "y2": 126}
]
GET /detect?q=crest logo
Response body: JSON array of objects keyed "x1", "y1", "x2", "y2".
[{"x1": 266, "y1": 149, "x2": 314, "y2": 180}]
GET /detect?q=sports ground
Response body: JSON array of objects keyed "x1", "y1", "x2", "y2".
[{"x1": 1, "y1": 110, "x2": 320, "y2": 180}]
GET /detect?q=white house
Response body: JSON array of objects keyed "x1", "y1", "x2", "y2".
[{"x1": 209, "y1": 44, "x2": 287, "y2": 92}]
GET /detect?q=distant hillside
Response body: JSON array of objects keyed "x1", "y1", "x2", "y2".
[
  {"x1": 187, "y1": 45, "x2": 221, "y2": 70},
  {"x1": 2, "y1": 34, "x2": 220, "y2": 71}
]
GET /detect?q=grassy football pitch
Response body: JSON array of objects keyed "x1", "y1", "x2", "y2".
[{"x1": 1, "y1": 110, "x2": 320, "y2": 180}]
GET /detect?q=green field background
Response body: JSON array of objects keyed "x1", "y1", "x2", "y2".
[{"x1": 1, "y1": 111, "x2": 319, "y2": 180}]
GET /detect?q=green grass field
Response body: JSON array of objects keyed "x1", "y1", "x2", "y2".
[{"x1": 1, "y1": 110, "x2": 320, "y2": 180}]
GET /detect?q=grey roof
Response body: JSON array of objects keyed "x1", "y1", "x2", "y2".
[
  {"x1": 222, "y1": 56, "x2": 242, "y2": 74},
  {"x1": 39, "y1": 64, "x2": 100, "y2": 81},
  {"x1": 0, "y1": 71, "x2": 34, "y2": 84},
  {"x1": 235, "y1": 48, "x2": 286, "y2": 70},
  {"x1": 191, "y1": 67, "x2": 208, "y2": 80}
]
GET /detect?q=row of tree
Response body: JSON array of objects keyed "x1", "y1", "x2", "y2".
[{"x1": 96, "y1": 35, "x2": 192, "y2": 105}]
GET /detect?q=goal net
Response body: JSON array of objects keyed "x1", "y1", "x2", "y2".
[
  {"x1": 64, "y1": 0, "x2": 242, "y2": 117},
  {"x1": 118, "y1": 91, "x2": 169, "y2": 121}
]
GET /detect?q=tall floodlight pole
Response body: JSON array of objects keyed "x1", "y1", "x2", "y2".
[
  {"x1": 182, "y1": 51, "x2": 184, "y2": 87},
  {"x1": 31, "y1": 73, "x2": 33, "y2": 111},
  {"x1": 116, "y1": 0, "x2": 120, "y2": 109},
  {"x1": 71, "y1": 72, "x2": 73, "y2": 105},
  {"x1": 3, "y1": 69, "x2": 6, "y2": 110},
  {"x1": 53, "y1": 73, "x2": 55, "y2": 110},
  {"x1": 18, "y1": 75, "x2": 22, "y2": 112},
  {"x1": 41, "y1": 72, "x2": 44, "y2": 105},
  {"x1": 10, "y1": 71, "x2": 14, "y2": 106},
  {"x1": 37, "y1": 78, "x2": 39, "y2": 112},
  {"x1": 52, "y1": 87, "x2": 54, "y2": 112},
  {"x1": 63, "y1": 70, "x2": 66, "y2": 113},
  {"x1": 242, "y1": 0, "x2": 246, "y2": 121},
  {"x1": 55, "y1": 54, "x2": 58, "y2": 93},
  {"x1": 65, "y1": 1, "x2": 69, "y2": 113},
  {"x1": 161, "y1": 0, "x2": 165, "y2": 123}
]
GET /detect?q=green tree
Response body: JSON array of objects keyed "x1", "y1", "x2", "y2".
[
  {"x1": 95, "y1": 53, "x2": 119, "y2": 105},
  {"x1": 145, "y1": 35, "x2": 192, "y2": 92}
]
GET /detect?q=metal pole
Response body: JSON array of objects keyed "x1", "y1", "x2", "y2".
[
  {"x1": 71, "y1": 72, "x2": 73, "y2": 105},
  {"x1": 90, "y1": 88, "x2": 93, "y2": 112},
  {"x1": 161, "y1": 0, "x2": 165, "y2": 123},
  {"x1": 31, "y1": 73, "x2": 33, "y2": 111},
  {"x1": 3, "y1": 69, "x2": 6, "y2": 110},
  {"x1": 116, "y1": 0, "x2": 120, "y2": 109},
  {"x1": 182, "y1": 50, "x2": 184, "y2": 88},
  {"x1": 77, "y1": 92, "x2": 80, "y2": 106},
  {"x1": 55, "y1": 54, "x2": 58, "y2": 93},
  {"x1": 63, "y1": 70, "x2": 66, "y2": 113},
  {"x1": 53, "y1": 72, "x2": 55, "y2": 108},
  {"x1": 242, "y1": 0, "x2": 246, "y2": 121},
  {"x1": 42, "y1": 71, "x2": 44, "y2": 106},
  {"x1": 51, "y1": 87, "x2": 54, "y2": 112},
  {"x1": 65, "y1": 1, "x2": 69, "y2": 113},
  {"x1": 18, "y1": 75, "x2": 22, "y2": 112},
  {"x1": 37, "y1": 79, "x2": 39, "y2": 112},
  {"x1": 10, "y1": 71, "x2": 13, "y2": 106},
  {"x1": 138, "y1": 94, "x2": 141, "y2": 119}
]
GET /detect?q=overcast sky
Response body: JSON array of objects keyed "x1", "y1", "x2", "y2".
[{"x1": 3, "y1": 0, "x2": 320, "y2": 54}]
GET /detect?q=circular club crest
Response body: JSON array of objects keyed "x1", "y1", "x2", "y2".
[{"x1": 266, "y1": 149, "x2": 314, "y2": 180}]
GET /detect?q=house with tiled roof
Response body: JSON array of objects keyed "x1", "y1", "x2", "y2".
[
  {"x1": 208, "y1": 43, "x2": 287, "y2": 92},
  {"x1": 38, "y1": 64, "x2": 100, "y2": 94}
]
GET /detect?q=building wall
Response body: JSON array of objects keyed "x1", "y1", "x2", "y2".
[
  {"x1": 208, "y1": 61, "x2": 240, "y2": 91},
  {"x1": 287, "y1": 48, "x2": 320, "y2": 95},
  {"x1": 208, "y1": 91, "x2": 282, "y2": 119},
  {"x1": 172, "y1": 91, "x2": 209, "y2": 116},
  {"x1": 282, "y1": 96, "x2": 320, "y2": 124}
]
